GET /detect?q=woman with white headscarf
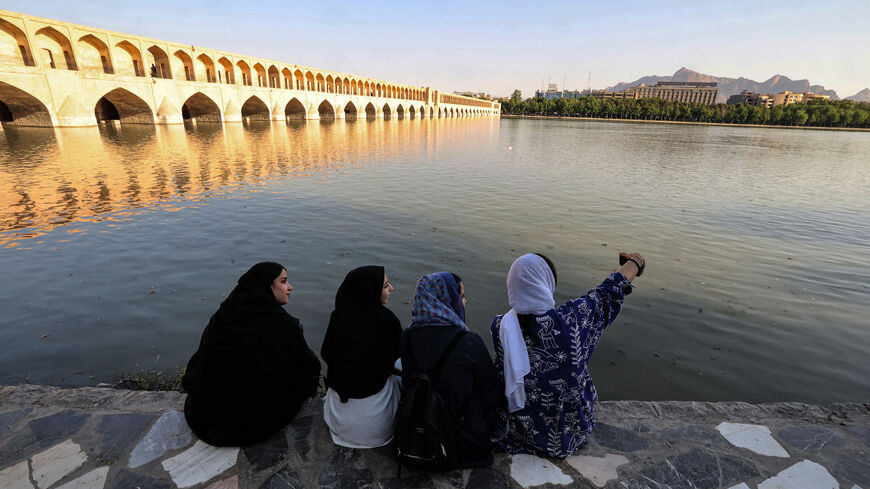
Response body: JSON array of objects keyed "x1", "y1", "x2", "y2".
[{"x1": 490, "y1": 252, "x2": 645, "y2": 458}]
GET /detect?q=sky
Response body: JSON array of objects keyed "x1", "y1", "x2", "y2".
[{"x1": 5, "y1": 0, "x2": 870, "y2": 98}]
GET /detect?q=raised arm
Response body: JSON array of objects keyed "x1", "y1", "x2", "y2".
[{"x1": 617, "y1": 252, "x2": 646, "y2": 282}]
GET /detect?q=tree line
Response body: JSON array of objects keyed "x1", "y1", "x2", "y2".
[{"x1": 500, "y1": 92, "x2": 870, "y2": 128}]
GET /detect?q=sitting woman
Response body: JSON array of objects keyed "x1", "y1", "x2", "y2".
[
  {"x1": 181, "y1": 262, "x2": 321, "y2": 447},
  {"x1": 321, "y1": 266, "x2": 401, "y2": 448},
  {"x1": 490, "y1": 252, "x2": 644, "y2": 458},
  {"x1": 400, "y1": 272, "x2": 502, "y2": 469}
]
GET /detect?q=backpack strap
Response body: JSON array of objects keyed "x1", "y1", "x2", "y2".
[
  {"x1": 429, "y1": 329, "x2": 467, "y2": 383},
  {"x1": 403, "y1": 328, "x2": 467, "y2": 381}
]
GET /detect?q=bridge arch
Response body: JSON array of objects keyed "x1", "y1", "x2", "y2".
[
  {"x1": 196, "y1": 54, "x2": 216, "y2": 83},
  {"x1": 285, "y1": 98, "x2": 305, "y2": 120},
  {"x1": 318, "y1": 100, "x2": 335, "y2": 119},
  {"x1": 281, "y1": 68, "x2": 292, "y2": 89},
  {"x1": 294, "y1": 70, "x2": 304, "y2": 90},
  {"x1": 364, "y1": 102, "x2": 376, "y2": 119},
  {"x1": 173, "y1": 50, "x2": 194, "y2": 81},
  {"x1": 145, "y1": 45, "x2": 169, "y2": 78},
  {"x1": 241, "y1": 95, "x2": 269, "y2": 120},
  {"x1": 217, "y1": 57, "x2": 234, "y2": 84},
  {"x1": 182, "y1": 92, "x2": 221, "y2": 121},
  {"x1": 253, "y1": 63, "x2": 266, "y2": 87},
  {"x1": 112, "y1": 41, "x2": 143, "y2": 77},
  {"x1": 408, "y1": 105, "x2": 415, "y2": 118},
  {"x1": 305, "y1": 71, "x2": 315, "y2": 91},
  {"x1": 236, "y1": 60, "x2": 252, "y2": 86},
  {"x1": 428, "y1": 106, "x2": 433, "y2": 117},
  {"x1": 0, "y1": 18, "x2": 34, "y2": 66},
  {"x1": 396, "y1": 104, "x2": 404, "y2": 119},
  {"x1": 343, "y1": 101, "x2": 357, "y2": 120},
  {"x1": 94, "y1": 88, "x2": 154, "y2": 124},
  {"x1": 419, "y1": 105, "x2": 425, "y2": 117},
  {"x1": 77, "y1": 34, "x2": 112, "y2": 74},
  {"x1": 334, "y1": 77, "x2": 342, "y2": 94},
  {"x1": 382, "y1": 103, "x2": 391, "y2": 120},
  {"x1": 0, "y1": 81, "x2": 52, "y2": 126},
  {"x1": 34, "y1": 26, "x2": 76, "y2": 70},
  {"x1": 267, "y1": 65, "x2": 279, "y2": 88},
  {"x1": 315, "y1": 73, "x2": 325, "y2": 92},
  {"x1": 326, "y1": 75, "x2": 334, "y2": 93}
]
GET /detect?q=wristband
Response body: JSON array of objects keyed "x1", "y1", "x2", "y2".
[{"x1": 626, "y1": 258, "x2": 642, "y2": 271}]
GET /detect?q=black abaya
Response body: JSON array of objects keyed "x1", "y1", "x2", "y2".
[
  {"x1": 182, "y1": 262, "x2": 321, "y2": 447},
  {"x1": 320, "y1": 266, "x2": 402, "y2": 402}
]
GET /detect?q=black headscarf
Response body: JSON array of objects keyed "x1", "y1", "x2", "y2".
[
  {"x1": 321, "y1": 266, "x2": 402, "y2": 402},
  {"x1": 182, "y1": 262, "x2": 321, "y2": 446}
]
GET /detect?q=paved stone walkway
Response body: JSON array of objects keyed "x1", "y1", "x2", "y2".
[{"x1": 1, "y1": 385, "x2": 868, "y2": 489}]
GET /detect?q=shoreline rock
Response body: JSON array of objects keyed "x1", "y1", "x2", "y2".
[{"x1": 1, "y1": 384, "x2": 868, "y2": 488}]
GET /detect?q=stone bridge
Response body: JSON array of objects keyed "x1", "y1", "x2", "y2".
[{"x1": 0, "y1": 10, "x2": 500, "y2": 128}]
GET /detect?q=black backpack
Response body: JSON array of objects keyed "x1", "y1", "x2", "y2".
[{"x1": 395, "y1": 329, "x2": 468, "y2": 475}]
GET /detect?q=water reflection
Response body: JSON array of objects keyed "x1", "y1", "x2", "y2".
[
  {"x1": 0, "y1": 119, "x2": 494, "y2": 247},
  {"x1": 2, "y1": 118, "x2": 867, "y2": 402}
]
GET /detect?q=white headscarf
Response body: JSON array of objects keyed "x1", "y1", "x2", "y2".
[{"x1": 499, "y1": 253, "x2": 556, "y2": 412}]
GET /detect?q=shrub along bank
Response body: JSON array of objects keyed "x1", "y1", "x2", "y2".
[{"x1": 500, "y1": 95, "x2": 870, "y2": 128}]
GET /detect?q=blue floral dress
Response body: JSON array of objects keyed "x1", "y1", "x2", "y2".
[{"x1": 490, "y1": 272, "x2": 633, "y2": 458}]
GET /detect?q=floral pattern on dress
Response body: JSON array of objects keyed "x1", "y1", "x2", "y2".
[{"x1": 490, "y1": 272, "x2": 632, "y2": 458}]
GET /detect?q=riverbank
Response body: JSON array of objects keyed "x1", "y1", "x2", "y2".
[
  {"x1": 1, "y1": 384, "x2": 868, "y2": 489},
  {"x1": 501, "y1": 114, "x2": 870, "y2": 132}
]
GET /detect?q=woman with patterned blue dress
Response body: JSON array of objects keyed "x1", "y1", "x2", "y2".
[{"x1": 490, "y1": 252, "x2": 645, "y2": 458}]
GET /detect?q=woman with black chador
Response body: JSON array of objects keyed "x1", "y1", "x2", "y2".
[
  {"x1": 181, "y1": 262, "x2": 321, "y2": 447},
  {"x1": 321, "y1": 265, "x2": 402, "y2": 448}
]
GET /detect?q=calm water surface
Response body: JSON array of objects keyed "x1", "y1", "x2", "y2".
[{"x1": 1, "y1": 118, "x2": 868, "y2": 402}]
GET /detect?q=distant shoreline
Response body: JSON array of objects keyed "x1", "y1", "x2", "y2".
[{"x1": 500, "y1": 114, "x2": 870, "y2": 132}]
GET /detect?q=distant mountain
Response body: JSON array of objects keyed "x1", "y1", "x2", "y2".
[
  {"x1": 846, "y1": 88, "x2": 870, "y2": 102},
  {"x1": 606, "y1": 67, "x2": 840, "y2": 103}
]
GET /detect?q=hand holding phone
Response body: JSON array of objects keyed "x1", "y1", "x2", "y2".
[{"x1": 619, "y1": 252, "x2": 645, "y2": 276}]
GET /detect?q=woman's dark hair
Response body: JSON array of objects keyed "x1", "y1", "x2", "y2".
[
  {"x1": 534, "y1": 253, "x2": 557, "y2": 286},
  {"x1": 451, "y1": 273, "x2": 463, "y2": 285}
]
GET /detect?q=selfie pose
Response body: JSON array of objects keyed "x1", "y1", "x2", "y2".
[{"x1": 491, "y1": 252, "x2": 645, "y2": 458}]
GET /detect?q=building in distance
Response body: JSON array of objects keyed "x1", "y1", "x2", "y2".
[
  {"x1": 535, "y1": 83, "x2": 585, "y2": 101},
  {"x1": 454, "y1": 91, "x2": 492, "y2": 100},
  {"x1": 727, "y1": 90, "x2": 774, "y2": 108},
  {"x1": 537, "y1": 81, "x2": 718, "y2": 105},
  {"x1": 626, "y1": 82, "x2": 718, "y2": 105},
  {"x1": 585, "y1": 89, "x2": 639, "y2": 101},
  {"x1": 727, "y1": 90, "x2": 830, "y2": 107}
]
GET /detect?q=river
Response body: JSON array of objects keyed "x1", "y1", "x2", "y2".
[{"x1": 1, "y1": 117, "x2": 868, "y2": 402}]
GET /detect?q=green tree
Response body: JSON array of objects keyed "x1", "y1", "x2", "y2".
[
  {"x1": 790, "y1": 109, "x2": 809, "y2": 125},
  {"x1": 511, "y1": 89, "x2": 522, "y2": 101}
]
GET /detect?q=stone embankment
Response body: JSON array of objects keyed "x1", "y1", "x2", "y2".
[{"x1": 1, "y1": 384, "x2": 868, "y2": 489}]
